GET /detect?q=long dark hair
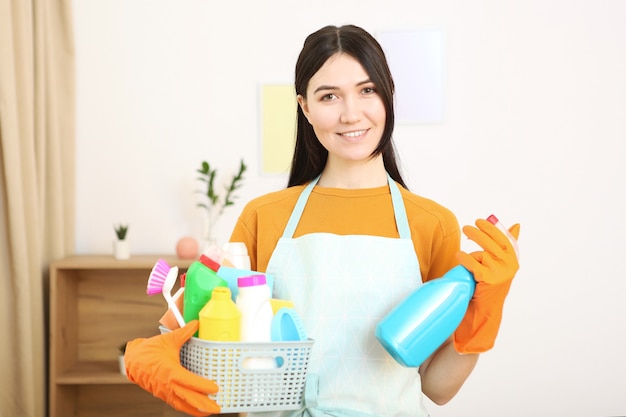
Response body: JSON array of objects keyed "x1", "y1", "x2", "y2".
[{"x1": 288, "y1": 24, "x2": 406, "y2": 189}]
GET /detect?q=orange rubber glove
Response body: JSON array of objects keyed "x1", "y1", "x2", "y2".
[
  {"x1": 124, "y1": 320, "x2": 220, "y2": 416},
  {"x1": 453, "y1": 218, "x2": 520, "y2": 353}
]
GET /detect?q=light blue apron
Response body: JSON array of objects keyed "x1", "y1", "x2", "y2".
[{"x1": 257, "y1": 175, "x2": 429, "y2": 417}]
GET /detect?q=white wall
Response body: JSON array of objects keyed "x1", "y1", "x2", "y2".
[{"x1": 73, "y1": 1, "x2": 626, "y2": 416}]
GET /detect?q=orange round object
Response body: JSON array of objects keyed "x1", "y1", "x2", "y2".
[{"x1": 176, "y1": 236, "x2": 199, "y2": 259}]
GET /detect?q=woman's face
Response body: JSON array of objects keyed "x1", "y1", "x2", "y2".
[{"x1": 298, "y1": 53, "x2": 386, "y2": 166}]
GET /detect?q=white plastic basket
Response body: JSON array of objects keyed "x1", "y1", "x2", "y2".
[{"x1": 160, "y1": 327, "x2": 314, "y2": 412}]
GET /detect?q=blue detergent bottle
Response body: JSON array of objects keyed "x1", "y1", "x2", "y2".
[
  {"x1": 375, "y1": 265, "x2": 475, "y2": 367},
  {"x1": 376, "y1": 214, "x2": 519, "y2": 367}
]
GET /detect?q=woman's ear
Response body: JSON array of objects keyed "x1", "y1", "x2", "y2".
[{"x1": 297, "y1": 94, "x2": 310, "y2": 122}]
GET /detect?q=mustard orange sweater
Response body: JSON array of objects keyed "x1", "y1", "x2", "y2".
[{"x1": 229, "y1": 182, "x2": 461, "y2": 284}]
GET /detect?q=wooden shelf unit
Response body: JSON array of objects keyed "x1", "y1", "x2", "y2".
[{"x1": 49, "y1": 254, "x2": 193, "y2": 417}]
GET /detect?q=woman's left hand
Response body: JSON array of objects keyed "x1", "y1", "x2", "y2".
[
  {"x1": 456, "y1": 218, "x2": 520, "y2": 286},
  {"x1": 124, "y1": 321, "x2": 220, "y2": 416}
]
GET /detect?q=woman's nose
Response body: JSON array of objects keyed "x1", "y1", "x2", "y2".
[{"x1": 340, "y1": 97, "x2": 361, "y2": 124}]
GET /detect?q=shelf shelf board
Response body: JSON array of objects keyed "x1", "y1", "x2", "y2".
[
  {"x1": 56, "y1": 361, "x2": 132, "y2": 385},
  {"x1": 50, "y1": 254, "x2": 194, "y2": 270}
]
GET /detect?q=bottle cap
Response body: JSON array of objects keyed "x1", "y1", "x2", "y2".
[
  {"x1": 486, "y1": 214, "x2": 499, "y2": 225},
  {"x1": 238, "y1": 274, "x2": 266, "y2": 287},
  {"x1": 199, "y1": 254, "x2": 220, "y2": 271},
  {"x1": 211, "y1": 286, "x2": 232, "y2": 300},
  {"x1": 486, "y1": 213, "x2": 520, "y2": 259}
]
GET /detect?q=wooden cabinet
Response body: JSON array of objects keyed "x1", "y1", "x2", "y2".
[{"x1": 48, "y1": 255, "x2": 194, "y2": 417}]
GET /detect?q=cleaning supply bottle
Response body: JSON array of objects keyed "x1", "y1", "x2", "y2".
[
  {"x1": 376, "y1": 265, "x2": 476, "y2": 367},
  {"x1": 487, "y1": 214, "x2": 520, "y2": 259},
  {"x1": 236, "y1": 274, "x2": 276, "y2": 369},
  {"x1": 375, "y1": 214, "x2": 519, "y2": 367},
  {"x1": 217, "y1": 266, "x2": 275, "y2": 301},
  {"x1": 222, "y1": 242, "x2": 251, "y2": 270},
  {"x1": 198, "y1": 287, "x2": 241, "y2": 341},
  {"x1": 183, "y1": 254, "x2": 228, "y2": 324},
  {"x1": 205, "y1": 241, "x2": 256, "y2": 299},
  {"x1": 218, "y1": 242, "x2": 276, "y2": 300}
]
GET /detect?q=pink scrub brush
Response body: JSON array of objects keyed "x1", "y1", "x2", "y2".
[
  {"x1": 147, "y1": 259, "x2": 186, "y2": 328},
  {"x1": 147, "y1": 258, "x2": 171, "y2": 295}
]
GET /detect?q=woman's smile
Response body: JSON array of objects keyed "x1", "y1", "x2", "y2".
[{"x1": 339, "y1": 129, "x2": 369, "y2": 140}]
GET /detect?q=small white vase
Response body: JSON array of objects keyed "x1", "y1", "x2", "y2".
[{"x1": 113, "y1": 240, "x2": 130, "y2": 260}]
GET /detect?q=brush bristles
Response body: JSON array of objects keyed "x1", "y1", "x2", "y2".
[{"x1": 147, "y1": 259, "x2": 171, "y2": 295}]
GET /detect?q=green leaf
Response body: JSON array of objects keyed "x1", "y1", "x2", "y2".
[
  {"x1": 196, "y1": 158, "x2": 246, "y2": 218},
  {"x1": 114, "y1": 224, "x2": 129, "y2": 240}
]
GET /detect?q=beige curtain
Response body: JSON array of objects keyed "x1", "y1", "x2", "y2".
[{"x1": 0, "y1": 0, "x2": 75, "y2": 416}]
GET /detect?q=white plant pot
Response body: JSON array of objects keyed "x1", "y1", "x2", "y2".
[{"x1": 113, "y1": 240, "x2": 130, "y2": 260}]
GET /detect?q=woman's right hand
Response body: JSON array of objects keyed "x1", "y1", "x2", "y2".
[
  {"x1": 453, "y1": 219, "x2": 521, "y2": 353},
  {"x1": 456, "y1": 218, "x2": 520, "y2": 286},
  {"x1": 124, "y1": 320, "x2": 221, "y2": 416}
]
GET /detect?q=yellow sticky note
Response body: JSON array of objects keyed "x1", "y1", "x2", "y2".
[{"x1": 261, "y1": 85, "x2": 297, "y2": 174}]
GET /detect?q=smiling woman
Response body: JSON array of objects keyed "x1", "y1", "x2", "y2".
[{"x1": 124, "y1": 24, "x2": 521, "y2": 417}]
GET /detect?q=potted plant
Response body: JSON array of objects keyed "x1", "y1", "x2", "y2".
[
  {"x1": 113, "y1": 224, "x2": 130, "y2": 260},
  {"x1": 196, "y1": 159, "x2": 246, "y2": 247}
]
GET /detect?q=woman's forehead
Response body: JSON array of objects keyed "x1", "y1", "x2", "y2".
[{"x1": 308, "y1": 53, "x2": 370, "y2": 92}]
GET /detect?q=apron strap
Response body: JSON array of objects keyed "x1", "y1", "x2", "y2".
[
  {"x1": 282, "y1": 176, "x2": 320, "y2": 238},
  {"x1": 388, "y1": 174, "x2": 411, "y2": 240},
  {"x1": 282, "y1": 174, "x2": 411, "y2": 240}
]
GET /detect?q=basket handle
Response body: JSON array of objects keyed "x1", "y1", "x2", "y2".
[{"x1": 237, "y1": 350, "x2": 289, "y2": 373}]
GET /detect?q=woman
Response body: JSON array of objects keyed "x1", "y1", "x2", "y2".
[{"x1": 124, "y1": 24, "x2": 520, "y2": 417}]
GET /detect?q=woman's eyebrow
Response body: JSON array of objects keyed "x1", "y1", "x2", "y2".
[
  {"x1": 313, "y1": 85, "x2": 337, "y2": 94},
  {"x1": 313, "y1": 79, "x2": 373, "y2": 94}
]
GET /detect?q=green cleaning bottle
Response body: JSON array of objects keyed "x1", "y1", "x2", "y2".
[{"x1": 182, "y1": 254, "x2": 228, "y2": 326}]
